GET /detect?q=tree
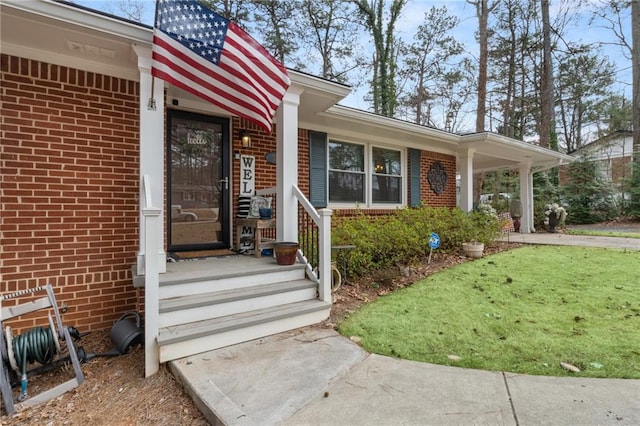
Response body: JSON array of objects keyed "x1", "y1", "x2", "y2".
[
  {"x1": 539, "y1": 0, "x2": 555, "y2": 150},
  {"x1": 561, "y1": 156, "x2": 619, "y2": 223},
  {"x1": 632, "y1": 0, "x2": 640, "y2": 217},
  {"x1": 468, "y1": 0, "x2": 499, "y2": 203},
  {"x1": 555, "y1": 47, "x2": 616, "y2": 153},
  {"x1": 203, "y1": 0, "x2": 252, "y2": 22},
  {"x1": 102, "y1": 0, "x2": 147, "y2": 22},
  {"x1": 294, "y1": 0, "x2": 363, "y2": 84},
  {"x1": 400, "y1": 6, "x2": 464, "y2": 126},
  {"x1": 252, "y1": 0, "x2": 297, "y2": 64},
  {"x1": 468, "y1": 0, "x2": 500, "y2": 132},
  {"x1": 353, "y1": 0, "x2": 407, "y2": 117}
]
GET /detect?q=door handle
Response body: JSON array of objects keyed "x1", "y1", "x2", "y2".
[{"x1": 219, "y1": 177, "x2": 229, "y2": 190}]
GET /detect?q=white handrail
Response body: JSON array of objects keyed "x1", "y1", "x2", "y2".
[
  {"x1": 292, "y1": 185, "x2": 332, "y2": 303},
  {"x1": 292, "y1": 185, "x2": 321, "y2": 223}
]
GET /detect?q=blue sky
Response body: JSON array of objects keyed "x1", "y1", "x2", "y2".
[{"x1": 73, "y1": 0, "x2": 632, "y2": 122}]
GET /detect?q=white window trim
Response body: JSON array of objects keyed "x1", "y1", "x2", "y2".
[{"x1": 327, "y1": 138, "x2": 406, "y2": 209}]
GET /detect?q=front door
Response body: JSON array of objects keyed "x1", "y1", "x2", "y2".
[{"x1": 167, "y1": 110, "x2": 230, "y2": 252}]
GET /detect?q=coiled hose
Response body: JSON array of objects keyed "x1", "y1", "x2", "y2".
[
  {"x1": 13, "y1": 327, "x2": 57, "y2": 367},
  {"x1": 11, "y1": 327, "x2": 57, "y2": 400}
]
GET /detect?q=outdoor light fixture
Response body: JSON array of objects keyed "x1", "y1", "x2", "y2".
[{"x1": 240, "y1": 130, "x2": 252, "y2": 148}]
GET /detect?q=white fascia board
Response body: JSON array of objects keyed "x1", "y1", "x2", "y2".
[
  {"x1": 330, "y1": 105, "x2": 460, "y2": 142},
  {"x1": 289, "y1": 71, "x2": 352, "y2": 101},
  {"x1": 1, "y1": 41, "x2": 140, "y2": 81},
  {"x1": 4, "y1": 0, "x2": 152, "y2": 45},
  {"x1": 460, "y1": 132, "x2": 574, "y2": 163}
]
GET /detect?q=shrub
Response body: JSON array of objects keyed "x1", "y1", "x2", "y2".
[{"x1": 332, "y1": 205, "x2": 501, "y2": 278}]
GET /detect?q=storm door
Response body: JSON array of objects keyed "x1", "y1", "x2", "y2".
[{"x1": 167, "y1": 110, "x2": 230, "y2": 251}]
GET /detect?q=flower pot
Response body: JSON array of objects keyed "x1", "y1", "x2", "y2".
[
  {"x1": 274, "y1": 242, "x2": 299, "y2": 265},
  {"x1": 259, "y1": 208, "x2": 272, "y2": 219},
  {"x1": 462, "y1": 242, "x2": 484, "y2": 259}
]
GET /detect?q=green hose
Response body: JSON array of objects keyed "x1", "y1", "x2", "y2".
[
  {"x1": 13, "y1": 327, "x2": 57, "y2": 368},
  {"x1": 12, "y1": 327, "x2": 57, "y2": 400}
]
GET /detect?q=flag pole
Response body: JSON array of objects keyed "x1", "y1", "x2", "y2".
[{"x1": 147, "y1": 76, "x2": 157, "y2": 111}]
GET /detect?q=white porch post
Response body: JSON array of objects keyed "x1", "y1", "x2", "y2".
[
  {"x1": 458, "y1": 148, "x2": 475, "y2": 212},
  {"x1": 275, "y1": 88, "x2": 303, "y2": 242},
  {"x1": 519, "y1": 164, "x2": 534, "y2": 233},
  {"x1": 133, "y1": 45, "x2": 166, "y2": 274}
]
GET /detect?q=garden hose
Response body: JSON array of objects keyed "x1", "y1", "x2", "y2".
[{"x1": 11, "y1": 327, "x2": 57, "y2": 400}]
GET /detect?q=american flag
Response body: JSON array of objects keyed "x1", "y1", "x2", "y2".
[{"x1": 151, "y1": 0, "x2": 290, "y2": 132}]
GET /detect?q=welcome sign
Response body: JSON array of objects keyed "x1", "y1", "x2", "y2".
[{"x1": 240, "y1": 155, "x2": 255, "y2": 195}]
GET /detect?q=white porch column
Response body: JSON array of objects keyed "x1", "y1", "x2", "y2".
[
  {"x1": 519, "y1": 164, "x2": 534, "y2": 233},
  {"x1": 458, "y1": 148, "x2": 475, "y2": 212},
  {"x1": 133, "y1": 45, "x2": 166, "y2": 274},
  {"x1": 275, "y1": 88, "x2": 303, "y2": 242}
]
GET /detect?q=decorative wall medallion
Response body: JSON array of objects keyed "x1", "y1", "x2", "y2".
[
  {"x1": 265, "y1": 151, "x2": 276, "y2": 164},
  {"x1": 427, "y1": 161, "x2": 447, "y2": 195}
]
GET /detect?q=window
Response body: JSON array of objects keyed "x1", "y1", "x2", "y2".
[
  {"x1": 328, "y1": 140, "x2": 403, "y2": 206},
  {"x1": 329, "y1": 141, "x2": 365, "y2": 203},
  {"x1": 372, "y1": 147, "x2": 401, "y2": 203}
]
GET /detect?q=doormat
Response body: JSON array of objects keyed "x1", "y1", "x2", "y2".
[{"x1": 169, "y1": 249, "x2": 236, "y2": 261}]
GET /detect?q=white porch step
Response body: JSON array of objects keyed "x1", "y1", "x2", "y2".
[
  {"x1": 159, "y1": 259, "x2": 307, "y2": 299},
  {"x1": 158, "y1": 280, "x2": 318, "y2": 328},
  {"x1": 157, "y1": 300, "x2": 331, "y2": 363}
]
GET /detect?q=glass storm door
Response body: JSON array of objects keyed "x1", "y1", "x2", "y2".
[{"x1": 167, "y1": 110, "x2": 229, "y2": 252}]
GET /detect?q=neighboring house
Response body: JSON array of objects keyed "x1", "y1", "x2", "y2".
[
  {"x1": 0, "y1": 0, "x2": 572, "y2": 376},
  {"x1": 566, "y1": 130, "x2": 634, "y2": 200}
]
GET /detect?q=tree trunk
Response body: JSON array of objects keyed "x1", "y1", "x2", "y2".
[
  {"x1": 539, "y1": 0, "x2": 554, "y2": 150},
  {"x1": 633, "y1": 0, "x2": 640, "y2": 160},
  {"x1": 632, "y1": 0, "x2": 640, "y2": 217},
  {"x1": 475, "y1": 0, "x2": 490, "y2": 132}
]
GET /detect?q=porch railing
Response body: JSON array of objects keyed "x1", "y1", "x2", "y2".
[
  {"x1": 256, "y1": 186, "x2": 332, "y2": 303},
  {"x1": 292, "y1": 185, "x2": 332, "y2": 303}
]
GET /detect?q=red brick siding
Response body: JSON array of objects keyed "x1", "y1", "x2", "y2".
[
  {"x1": 420, "y1": 151, "x2": 457, "y2": 207},
  {"x1": 1, "y1": 54, "x2": 139, "y2": 332},
  {"x1": 234, "y1": 125, "x2": 457, "y2": 220}
]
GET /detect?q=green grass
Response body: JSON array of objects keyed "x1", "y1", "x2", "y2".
[
  {"x1": 565, "y1": 229, "x2": 640, "y2": 239},
  {"x1": 338, "y1": 246, "x2": 640, "y2": 378}
]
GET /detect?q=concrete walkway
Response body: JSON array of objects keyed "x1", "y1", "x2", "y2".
[
  {"x1": 498, "y1": 232, "x2": 640, "y2": 250},
  {"x1": 170, "y1": 234, "x2": 640, "y2": 425},
  {"x1": 171, "y1": 328, "x2": 640, "y2": 426}
]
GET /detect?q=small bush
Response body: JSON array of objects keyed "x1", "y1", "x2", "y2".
[{"x1": 332, "y1": 206, "x2": 501, "y2": 278}]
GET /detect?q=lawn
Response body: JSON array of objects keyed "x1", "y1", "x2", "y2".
[{"x1": 338, "y1": 246, "x2": 640, "y2": 378}]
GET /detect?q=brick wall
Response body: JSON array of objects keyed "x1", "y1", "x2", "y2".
[
  {"x1": 420, "y1": 151, "x2": 457, "y2": 207},
  {"x1": 1, "y1": 54, "x2": 140, "y2": 332}
]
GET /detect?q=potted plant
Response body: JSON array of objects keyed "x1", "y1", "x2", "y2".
[
  {"x1": 462, "y1": 203, "x2": 500, "y2": 259},
  {"x1": 544, "y1": 203, "x2": 568, "y2": 233},
  {"x1": 462, "y1": 240, "x2": 485, "y2": 258},
  {"x1": 273, "y1": 241, "x2": 299, "y2": 265}
]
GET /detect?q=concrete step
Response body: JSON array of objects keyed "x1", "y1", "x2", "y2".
[
  {"x1": 158, "y1": 300, "x2": 331, "y2": 363},
  {"x1": 158, "y1": 280, "x2": 318, "y2": 328}
]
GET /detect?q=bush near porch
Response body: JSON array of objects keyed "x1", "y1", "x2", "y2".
[{"x1": 332, "y1": 206, "x2": 501, "y2": 278}]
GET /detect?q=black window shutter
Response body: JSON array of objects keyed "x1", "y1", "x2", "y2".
[
  {"x1": 409, "y1": 148, "x2": 421, "y2": 207},
  {"x1": 309, "y1": 131, "x2": 328, "y2": 208}
]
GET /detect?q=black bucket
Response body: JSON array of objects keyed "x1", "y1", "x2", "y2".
[{"x1": 110, "y1": 312, "x2": 144, "y2": 355}]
